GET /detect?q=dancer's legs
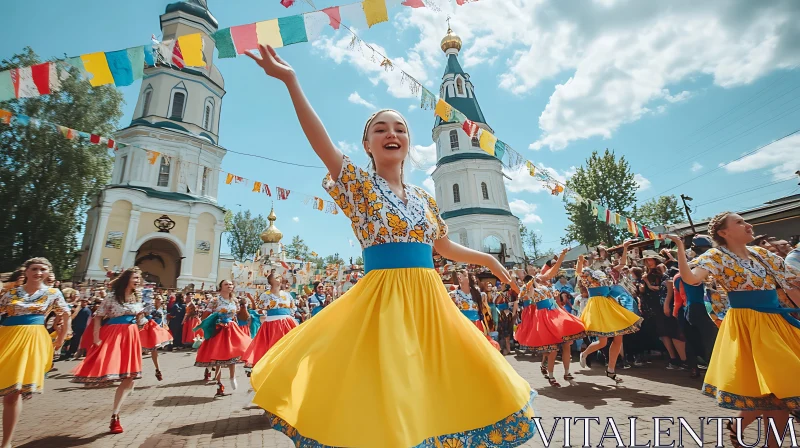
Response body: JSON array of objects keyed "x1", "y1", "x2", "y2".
[{"x1": 1, "y1": 392, "x2": 22, "y2": 448}]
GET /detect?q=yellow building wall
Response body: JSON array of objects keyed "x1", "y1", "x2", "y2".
[
  {"x1": 97, "y1": 200, "x2": 132, "y2": 270},
  {"x1": 192, "y1": 212, "x2": 217, "y2": 279},
  {"x1": 137, "y1": 212, "x2": 189, "y2": 248},
  {"x1": 217, "y1": 266, "x2": 232, "y2": 283}
]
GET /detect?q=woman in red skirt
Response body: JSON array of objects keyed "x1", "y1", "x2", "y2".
[
  {"x1": 450, "y1": 269, "x2": 502, "y2": 351},
  {"x1": 71, "y1": 268, "x2": 145, "y2": 434},
  {"x1": 182, "y1": 295, "x2": 202, "y2": 347},
  {"x1": 139, "y1": 294, "x2": 172, "y2": 381},
  {"x1": 194, "y1": 280, "x2": 251, "y2": 397},
  {"x1": 515, "y1": 249, "x2": 586, "y2": 386},
  {"x1": 243, "y1": 273, "x2": 297, "y2": 376}
]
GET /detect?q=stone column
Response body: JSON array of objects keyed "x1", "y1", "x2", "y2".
[
  {"x1": 209, "y1": 223, "x2": 225, "y2": 283},
  {"x1": 122, "y1": 208, "x2": 141, "y2": 268},
  {"x1": 87, "y1": 207, "x2": 112, "y2": 279},
  {"x1": 181, "y1": 216, "x2": 198, "y2": 277}
]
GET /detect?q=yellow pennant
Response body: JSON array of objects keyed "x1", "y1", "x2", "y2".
[
  {"x1": 252, "y1": 181, "x2": 262, "y2": 192},
  {"x1": 478, "y1": 130, "x2": 497, "y2": 156},
  {"x1": 434, "y1": 99, "x2": 452, "y2": 122}
]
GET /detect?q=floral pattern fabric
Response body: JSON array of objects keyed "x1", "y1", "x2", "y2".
[
  {"x1": 256, "y1": 291, "x2": 293, "y2": 310},
  {"x1": 451, "y1": 289, "x2": 479, "y2": 313},
  {"x1": 208, "y1": 296, "x2": 239, "y2": 320},
  {"x1": 323, "y1": 155, "x2": 448, "y2": 248},
  {"x1": 579, "y1": 268, "x2": 611, "y2": 289},
  {"x1": 0, "y1": 286, "x2": 68, "y2": 317},
  {"x1": 95, "y1": 297, "x2": 144, "y2": 319}
]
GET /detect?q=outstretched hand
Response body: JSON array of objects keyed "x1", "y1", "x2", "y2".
[{"x1": 246, "y1": 44, "x2": 296, "y2": 83}]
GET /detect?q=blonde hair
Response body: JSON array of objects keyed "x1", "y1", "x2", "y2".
[
  {"x1": 22, "y1": 257, "x2": 53, "y2": 273},
  {"x1": 708, "y1": 211, "x2": 733, "y2": 246}
]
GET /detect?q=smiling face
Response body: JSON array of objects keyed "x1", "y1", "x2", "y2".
[
  {"x1": 25, "y1": 263, "x2": 49, "y2": 285},
  {"x1": 128, "y1": 272, "x2": 142, "y2": 291},
  {"x1": 362, "y1": 110, "x2": 410, "y2": 172}
]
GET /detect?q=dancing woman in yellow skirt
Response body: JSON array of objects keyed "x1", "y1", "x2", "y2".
[
  {"x1": 668, "y1": 212, "x2": 800, "y2": 448},
  {"x1": 246, "y1": 44, "x2": 535, "y2": 447},
  {"x1": 0, "y1": 258, "x2": 70, "y2": 448},
  {"x1": 576, "y1": 240, "x2": 642, "y2": 384}
]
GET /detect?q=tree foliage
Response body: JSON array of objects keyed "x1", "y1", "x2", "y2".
[
  {"x1": 284, "y1": 235, "x2": 310, "y2": 261},
  {"x1": 519, "y1": 225, "x2": 544, "y2": 263},
  {"x1": 633, "y1": 195, "x2": 685, "y2": 228},
  {"x1": 226, "y1": 210, "x2": 267, "y2": 261},
  {"x1": 562, "y1": 149, "x2": 638, "y2": 247},
  {"x1": 323, "y1": 253, "x2": 344, "y2": 266},
  {"x1": 0, "y1": 48, "x2": 124, "y2": 278}
]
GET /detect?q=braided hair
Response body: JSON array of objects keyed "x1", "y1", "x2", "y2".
[{"x1": 707, "y1": 211, "x2": 733, "y2": 246}]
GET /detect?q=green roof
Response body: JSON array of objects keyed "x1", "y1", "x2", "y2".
[
  {"x1": 441, "y1": 207, "x2": 516, "y2": 220},
  {"x1": 106, "y1": 185, "x2": 221, "y2": 209},
  {"x1": 436, "y1": 152, "x2": 500, "y2": 168},
  {"x1": 164, "y1": 1, "x2": 218, "y2": 29},
  {"x1": 435, "y1": 54, "x2": 487, "y2": 127}
]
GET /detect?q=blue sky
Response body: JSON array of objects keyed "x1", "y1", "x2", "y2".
[{"x1": 3, "y1": 0, "x2": 799, "y2": 260}]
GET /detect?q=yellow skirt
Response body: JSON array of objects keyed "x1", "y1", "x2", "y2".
[
  {"x1": 0, "y1": 325, "x2": 53, "y2": 396},
  {"x1": 702, "y1": 309, "x2": 800, "y2": 411},
  {"x1": 250, "y1": 268, "x2": 535, "y2": 447},
  {"x1": 580, "y1": 296, "x2": 642, "y2": 337}
]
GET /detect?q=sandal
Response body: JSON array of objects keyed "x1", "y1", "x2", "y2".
[
  {"x1": 726, "y1": 421, "x2": 744, "y2": 448},
  {"x1": 540, "y1": 364, "x2": 548, "y2": 377},
  {"x1": 547, "y1": 375, "x2": 561, "y2": 387},
  {"x1": 155, "y1": 370, "x2": 163, "y2": 381},
  {"x1": 606, "y1": 370, "x2": 623, "y2": 384},
  {"x1": 564, "y1": 373, "x2": 575, "y2": 381}
]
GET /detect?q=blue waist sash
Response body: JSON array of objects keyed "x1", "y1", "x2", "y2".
[
  {"x1": 267, "y1": 308, "x2": 292, "y2": 316},
  {"x1": 536, "y1": 298, "x2": 558, "y2": 311},
  {"x1": 728, "y1": 290, "x2": 800, "y2": 330},
  {"x1": 237, "y1": 319, "x2": 248, "y2": 326},
  {"x1": 461, "y1": 310, "x2": 480, "y2": 321},
  {"x1": 218, "y1": 315, "x2": 233, "y2": 324},
  {"x1": 497, "y1": 303, "x2": 510, "y2": 311},
  {"x1": 152, "y1": 317, "x2": 163, "y2": 325},
  {"x1": 684, "y1": 283, "x2": 706, "y2": 305},
  {"x1": 310, "y1": 307, "x2": 322, "y2": 316},
  {"x1": 1, "y1": 315, "x2": 45, "y2": 326},
  {"x1": 588, "y1": 286, "x2": 610, "y2": 297},
  {"x1": 522, "y1": 300, "x2": 532, "y2": 308},
  {"x1": 363, "y1": 242, "x2": 434, "y2": 274},
  {"x1": 103, "y1": 315, "x2": 135, "y2": 326}
]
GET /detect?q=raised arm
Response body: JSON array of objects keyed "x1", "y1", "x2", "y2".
[
  {"x1": 434, "y1": 238, "x2": 513, "y2": 285},
  {"x1": 666, "y1": 235, "x2": 709, "y2": 286},
  {"x1": 614, "y1": 240, "x2": 632, "y2": 271},
  {"x1": 247, "y1": 45, "x2": 343, "y2": 178},
  {"x1": 576, "y1": 255, "x2": 585, "y2": 274},
  {"x1": 539, "y1": 248, "x2": 569, "y2": 282}
]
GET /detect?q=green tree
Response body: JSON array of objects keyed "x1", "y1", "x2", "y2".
[
  {"x1": 323, "y1": 253, "x2": 344, "y2": 266},
  {"x1": 519, "y1": 224, "x2": 544, "y2": 264},
  {"x1": 226, "y1": 210, "x2": 267, "y2": 261},
  {"x1": 0, "y1": 48, "x2": 124, "y2": 278},
  {"x1": 284, "y1": 235, "x2": 310, "y2": 261},
  {"x1": 562, "y1": 149, "x2": 638, "y2": 247},
  {"x1": 355, "y1": 255, "x2": 364, "y2": 265},
  {"x1": 633, "y1": 195, "x2": 685, "y2": 228}
]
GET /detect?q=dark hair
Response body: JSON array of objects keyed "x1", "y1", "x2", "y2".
[
  {"x1": 108, "y1": 267, "x2": 142, "y2": 305},
  {"x1": 523, "y1": 275, "x2": 533, "y2": 283},
  {"x1": 8, "y1": 268, "x2": 25, "y2": 284},
  {"x1": 631, "y1": 267, "x2": 644, "y2": 280}
]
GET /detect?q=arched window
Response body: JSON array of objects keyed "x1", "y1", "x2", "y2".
[
  {"x1": 456, "y1": 77, "x2": 464, "y2": 95},
  {"x1": 471, "y1": 135, "x2": 480, "y2": 147},
  {"x1": 453, "y1": 184, "x2": 461, "y2": 203},
  {"x1": 142, "y1": 86, "x2": 153, "y2": 117},
  {"x1": 157, "y1": 157, "x2": 170, "y2": 187},
  {"x1": 203, "y1": 97, "x2": 214, "y2": 130},
  {"x1": 169, "y1": 83, "x2": 188, "y2": 120},
  {"x1": 482, "y1": 235, "x2": 503, "y2": 253},
  {"x1": 449, "y1": 129, "x2": 459, "y2": 151},
  {"x1": 481, "y1": 182, "x2": 489, "y2": 200}
]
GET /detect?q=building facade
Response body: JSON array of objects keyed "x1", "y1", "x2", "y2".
[
  {"x1": 430, "y1": 27, "x2": 523, "y2": 265},
  {"x1": 74, "y1": 0, "x2": 227, "y2": 288}
]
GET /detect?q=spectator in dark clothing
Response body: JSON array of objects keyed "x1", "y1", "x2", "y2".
[
  {"x1": 167, "y1": 293, "x2": 186, "y2": 350},
  {"x1": 65, "y1": 298, "x2": 91, "y2": 358}
]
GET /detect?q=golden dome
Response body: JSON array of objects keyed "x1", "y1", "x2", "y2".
[
  {"x1": 260, "y1": 207, "x2": 283, "y2": 243},
  {"x1": 440, "y1": 26, "x2": 462, "y2": 53}
]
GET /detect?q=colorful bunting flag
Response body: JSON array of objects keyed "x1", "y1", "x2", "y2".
[
  {"x1": 303, "y1": 11, "x2": 330, "y2": 42},
  {"x1": 322, "y1": 7, "x2": 342, "y2": 30},
  {"x1": 0, "y1": 71, "x2": 13, "y2": 101},
  {"x1": 177, "y1": 34, "x2": 205, "y2": 67},
  {"x1": 420, "y1": 88, "x2": 436, "y2": 110},
  {"x1": 525, "y1": 161, "x2": 535, "y2": 176},
  {"x1": 231, "y1": 23, "x2": 259, "y2": 54},
  {"x1": 278, "y1": 15, "x2": 308, "y2": 45},
  {"x1": 0, "y1": 109, "x2": 11, "y2": 125},
  {"x1": 226, "y1": 173, "x2": 234, "y2": 185},
  {"x1": 494, "y1": 140, "x2": 506, "y2": 161},
  {"x1": 106, "y1": 48, "x2": 138, "y2": 87},
  {"x1": 462, "y1": 119, "x2": 479, "y2": 138},
  {"x1": 257, "y1": 19, "x2": 284, "y2": 49},
  {"x1": 80, "y1": 52, "x2": 114, "y2": 87},
  {"x1": 478, "y1": 129, "x2": 497, "y2": 156},
  {"x1": 363, "y1": 0, "x2": 389, "y2": 28},
  {"x1": 434, "y1": 99, "x2": 453, "y2": 122},
  {"x1": 212, "y1": 28, "x2": 237, "y2": 59},
  {"x1": 12, "y1": 67, "x2": 38, "y2": 98},
  {"x1": 401, "y1": 0, "x2": 426, "y2": 7},
  {"x1": 252, "y1": 181, "x2": 262, "y2": 192},
  {"x1": 339, "y1": 3, "x2": 368, "y2": 29}
]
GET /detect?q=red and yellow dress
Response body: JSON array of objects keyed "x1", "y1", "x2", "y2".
[
  {"x1": 194, "y1": 296, "x2": 251, "y2": 367},
  {"x1": 692, "y1": 246, "x2": 800, "y2": 411},
  {"x1": 139, "y1": 304, "x2": 172, "y2": 351},
  {"x1": 450, "y1": 288, "x2": 502, "y2": 351},
  {"x1": 579, "y1": 268, "x2": 642, "y2": 337},
  {"x1": 250, "y1": 155, "x2": 535, "y2": 447},
  {"x1": 72, "y1": 299, "x2": 144, "y2": 384},
  {"x1": 243, "y1": 290, "x2": 298, "y2": 369},
  {"x1": 182, "y1": 302, "x2": 202, "y2": 342},
  {"x1": 515, "y1": 282, "x2": 586, "y2": 352},
  {"x1": 0, "y1": 286, "x2": 69, "y2": 396}
]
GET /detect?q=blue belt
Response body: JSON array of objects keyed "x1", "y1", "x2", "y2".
[
  {"x1": 311, "y1": 307, "x2": 323, "y2": 316},
  {"x1": 728, "y1": 290, "x2": 800, "y2": 330},
  {"x1": 267, "y1": 308, "x2": 292, "y2": 316},
  {"x1": 237, "y1": 319, "x2": 249, "y2": 326},
  {"x1": 461, "y1": 310, "x2": 480, "y2": 321},
  {"x1": 1, "y1": 315, "x2": 45, "y2": 326},
  {"x1": 536, "y1": 298, "x2": 558, "y2": 310},
  {"x1": 522, "y1": 300, "x2": 532, "y2": 308},
  {"x1": 103, "y1": 315, "x2": 135, "y2": 326},
  {"x1": 685, "y1": 283, "x2": 706, "y2": 305},
  {"x1": 363, "y1": 242, "x2": 434, "y2": 274},
  {"x1": 497, "y1": 303, "x2": 509, "y2": 311},
  {"x1": 217, "y1": 315, "x2": 233, "y2": 324},
  {"x1": 588, "y1": 286, "x2": 610, "y2": 297},
  {"x1": 152, "y1": 317, "x2": 164, "y2": 325}
]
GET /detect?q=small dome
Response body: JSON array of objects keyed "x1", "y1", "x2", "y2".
[
  {"x1": 440, "y1": 27, "x2": 462, "y2": 53},
  {"x1": 260, "y1": 208, "x2": 283, "y2": 243}
]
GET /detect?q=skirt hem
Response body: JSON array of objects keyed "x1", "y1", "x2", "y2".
[
  {"x1": 0, "y1": 383, "x2": 42, "y2": 397},
  {"x1": 71, "y1": 372, "x2": 142, "y2": 384},
  {"x1": 194, "y1": 357, "x2": 242, "y2": 367},
  {"x1": 142, "y1": 340, "x2": 172, "y2": 351},
  {"x1": 586, "y1": 317, "x2": 642, "y2": 337},
  {"x1": 264, "y1": 390, "x2": 537, "y2": 448},
  {"x1": 702, "y1": 383, "x2": 800, "y2": 411},
  {"x1": 522, "y1": 332, "x2": 586, "y2": 353}
]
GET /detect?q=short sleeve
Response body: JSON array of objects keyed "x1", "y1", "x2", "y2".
[
  {"x1": 95, "y1": 299, "x2": 112, "y2": 318},
  {"x1": 322, "y1": 154, "x2": 369, "y2": 221},
  {"x1": 690, "y1": 248, "x2": 723, "y2": 278},
  {"x1": 420, "y1": 189, "x2": 448, "y2": 239},
  {"x1": 0, "y1": 291, "x2": 10, "y2": 315},
  {"x1": 754, "y1": 246, "x2": 793, "y2": 288},
  {"x1": 49, "y1": 290, "x2": 70, "y2": 314}
]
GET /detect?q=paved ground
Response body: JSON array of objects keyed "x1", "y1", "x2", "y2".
[{"x1": 9, "y1": 349, "x2": 735, "y2": 447}]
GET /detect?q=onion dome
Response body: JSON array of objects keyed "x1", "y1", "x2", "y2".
[
  {"x1": 440, "y1": 26, "x2": 462, "y2": 53},
  {"x1": 260, "y1": 207, "x2": 283, "y2": 243}
]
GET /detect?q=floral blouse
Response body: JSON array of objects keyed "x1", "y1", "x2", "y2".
[
  {"x1": 256, "y1": 291, "x2": 293, "y2": 310},
  {"x1": 691, "y1": 246, "x2": 795, "y2": 309},
  {"x1": 96, "y1": 297, "x2": 144, "y2": 319},
  {"x1": 579, "y1": 268, "x2": 611, "y2": 289},
  {"x1": 450, "y1": 289, "x2": 479, "y2": 313},
  {"x1": 0, "y1": 286, "x2": 69, "y2": 317},
  {"x1": 144, "y1": 304, "x2": 167, "y2": 323},
  {"x1": 208, "y1": 296, "x2": 239, "y2": 321},
  {"x1": 323, "y1": 155, "x2": 448, "y2": 248}
]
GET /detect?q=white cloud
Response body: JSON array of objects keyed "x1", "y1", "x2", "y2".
[
  {"x1": 503, "y1": 162, "x2": 574, "y2": 194},
  {"x1": 509, "y1": 198, "x2": 543, "y2": 224},
  {"x1": 411, "y1": 143, "x2": 437, "y2": 171},
  {"x1": 347, "y1": 91, "x2": 376, "y2": 109},
  {"x1": 421, "y1": 166, "x2": 436, "y2": 194},
  {"x1": 390, "y1": 1, "x2": 800, "y2": 151},
  {"x1": 634, "y1": 173, "x2": 652, "y2": 191},
  {"x1": 691, "y1": 162, "x2": 703, "y2": 172},
  {"x1": 292, "y1": 217, "x2": 300, "y2": 222},
  {"x1": 337, "y1": 140, "x2": 360, "y2": 155},
  {"x1": 724, "y1": 134, "x2": 800, "y2": 180}
]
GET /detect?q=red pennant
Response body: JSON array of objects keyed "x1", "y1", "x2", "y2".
[
  {"x1": 401, "y1": 0, "x2": 426, "y2": 7},
  {"x1": 31, "y1": 63, "x2": 51, "y2": 96},
  {"x1": 107, "y1": 139, "x2": 115, "y2": 149},
  {"x1": 462, "y1": 119, "x2": 479, "y2": 138},
  {"x1": 172, "y1": 41, "x2": 185, "y2": 69},
  {"x1": 280, "y1": 0, "x2": 295, "y2": 6},
  {"x1": 322, "y1": 7, "x2": 341, "y2": 30},
  {"x1": 90, "y1": 134, "x2": 101, "y2": 144}
]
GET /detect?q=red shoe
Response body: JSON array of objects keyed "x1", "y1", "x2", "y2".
[
  {"x1": 215, "y1": 382, "x2": 225, "y2": 397},
  {"x1": 204, "y1": 369, "x2": 211, "y2": 382},
  {"x1": 110, "y1": 415, "x2": 123, "y2": 434},
  {"x1": 155, "y1": 370, "x2": 163, "y2": 381}
]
